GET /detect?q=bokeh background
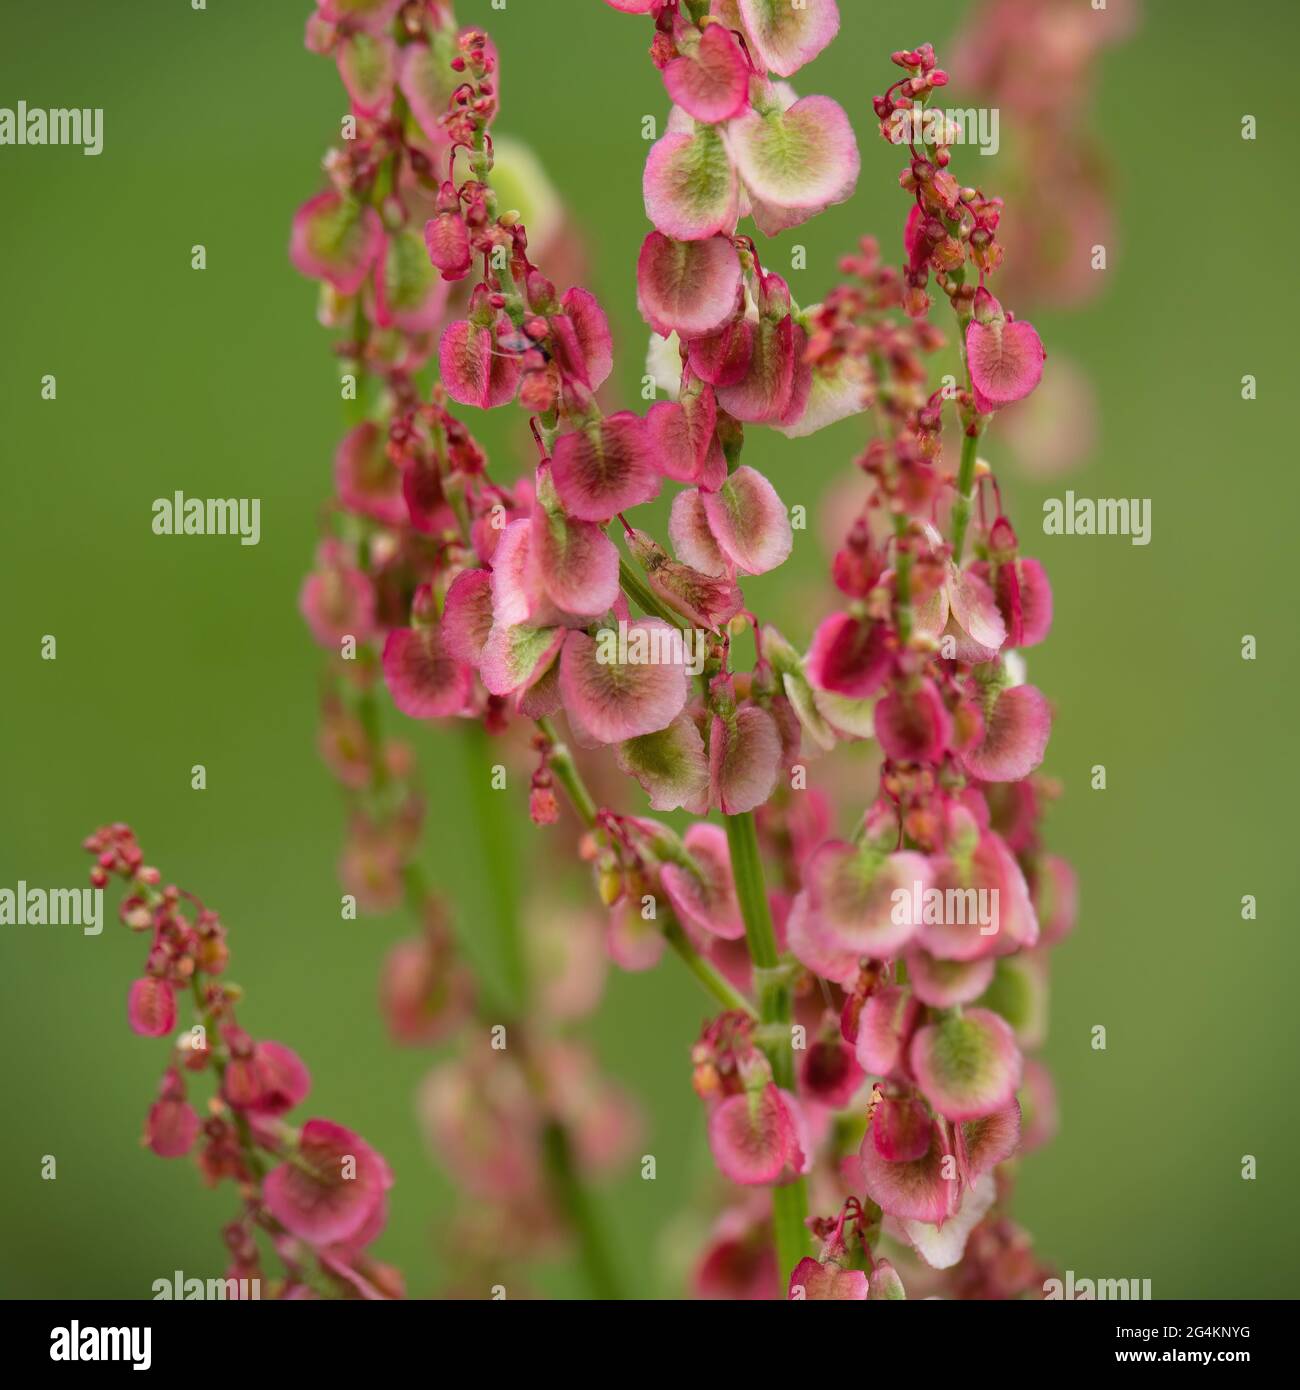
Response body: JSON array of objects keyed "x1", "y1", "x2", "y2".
[{"x1": 2, "y1": 0, "x2": 1297, "y2": 1299}]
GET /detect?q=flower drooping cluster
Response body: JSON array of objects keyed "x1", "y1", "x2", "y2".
[
  {"x1": 283, "y1": 0, "x2": 1090, "y2": 1302},
  {"x1": 84, "y1": 823, "x2": 402, "y2": 1299}
]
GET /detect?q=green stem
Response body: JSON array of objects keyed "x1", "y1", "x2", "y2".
[
  {"x1": 465, "y1": 722, "x2": 625, "y2": 1298},
  {"x1": 950, "y1": 428, "x2": 981, "y2": 565},
  {"x1": 664, "y1": 918, "x2": 758, "y2": 1019},
  {"x1": 538, "y1": 718, "x2": 759, "y2": 1021},
  {"x1": 538, "y1": 717, "x2": 599, "y2": 827},
  {"x1": 541, "y1": 1121, "x2": 623, "y2": 1300},
  {"x1": 191, "y1": 976, "x2": 264, "y2": 1180},
  {"x1": 463, "y1": 721, "x2": 527, "y2": 1012},
  {"x1": 723, "y1": 812, "x2": 809, "y2": 1287}
]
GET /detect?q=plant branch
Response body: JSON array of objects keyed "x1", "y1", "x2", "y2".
[{"x1": 723, "y1": 811, "x2": 810, "y2": 1286}]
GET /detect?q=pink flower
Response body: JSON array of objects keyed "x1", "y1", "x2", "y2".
[
  {"x1": 909, "y1": 1008, "x2": 1023, "y2": 1121},
  {"x1": 966, "y1": 289, "x2": 1046, "y2": 413},
  {"x1": 145, "y1": 1069, "x2": 199, "y2": 1158},
  {"x1": 638, "y1": 232, "x2": 743, "y2": 339},
  {"x1": 380, "y1": 929, "x2": 475, "y2": 1045},
  {"x1": 334, "y1": 421, "x2": 406, "y2": 528},
  {"x1": 299, "y1": 541, "x2": 376, "y2": 649},
  {"x1": 263, "y1": 1119, "x2": 393, "y2": 1247},
  {"x1": 663, "y1": 24, "x2": 750, "y2": 123},
  {"x1": 787, "y1": 1256, "x2": 869, "y2": 1300},
  {"x1": 661, "y1": 822, "x2": 744, "y2": 941},
  {"x1": 707, "y1": 1083, "x2": 805, "y2": 1185},
  {"x1": 128, "y1": 977, "x2": 176, "y2": 1038},
  {"x1": 670, "y1": 466, "x2": 793, "y2": 577},
  {"x1": 290, "y1": 191, "x2": 384, "y2": 296}
]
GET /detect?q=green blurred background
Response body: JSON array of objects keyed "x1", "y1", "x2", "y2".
[{"x1": 2, "y1": 0, "x2": 1297, "y2": 1299}]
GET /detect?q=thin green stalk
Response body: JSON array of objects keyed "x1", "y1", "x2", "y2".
[
  {"x1": 463, "y1": 720, "x2": 527, "y2": 1012},
  {"x1": 541, "y1": 1121, "x2": 623, "y2": 1300},
  {"x1": 537, "y1": 717, "x2": 599, "y2": 827},
  {"x1": 723, "y1": 812, "x2": 810, "y2": 1285},
  {"x1": 539, "y1": 718, "x2": 759, "y2": 1020},
  {"x1": 465, "y1": 721, "x2": 625, "y2": 1298},
  {"x1": 950, "y1": 429, "x2": 981, "y2": 565},
  {"x1": 664, "y1": 918, "x2": 758, "y2": 1019}
]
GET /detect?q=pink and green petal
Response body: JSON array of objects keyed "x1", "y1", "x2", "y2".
[
  {"x1": 664, "y1": 24, "x2": 750, "y2": 124},
  {"x1": 804, "y1": 842, "x2": 929, "y2": 958},
  {"x1": 736, "y1": 0, "x2": 840, "y2": 78},
  {"x1": 616, "y1": 713, "x2": 711, "y2": 813},
  {"x1": 715, "y1": 314, "x2": 797, "y2": 423},
  {"x1": 558, "y1": 622, "x2": 690, "y2": 744},
  {"x1": 854, "y1": 985, "x2": 921, "y2": 1077},
  {"x1": 480, "y1": 622, "x2": 564, "y2": 698},
  {"x1": 637, "y1": 231, "x2": 743, "y2": 339},
  {"x1": 660, "y1": 821, "x2": 744, "y2": 940},
  {"x1": 263, "y1": 1119, "x2": 391, "y2": 1247},
  {"x1": 382, "y1": 626, "x2": 470, "y2": 719},
  {"x1": 440, "y1": 568, "x2": 494, "y2": 665},
  {"x1": 874, "y1": 678, "x2": 952, "y2": 764},
  {"x1": 708, "y1": 1084, "x2": 802, "y2": 1185},
  {"x1": 960, "y1": 683, "x2": 1051, "y2": 783},
  {"x1": 290, "y1": 191, "x2": 384, "y2": 295},
  {"x1": 909, "y1": 1008, "x2": 1023, "y2": 1122},
  {"x1": 438, "y1": 319, "x2": 523, "y2": 409},
  {"x1": 334, "y1": 421, "x2": 406, "y2": 528},
  {"x1": 785, "y1": 889, "x2": 860, "y2": 987},
  {"x1": 336, "y1": 31, "x2": 397, "y2": 118},
  {"x1": 551, "y1": 412, "x2": 661, "y2": 522},
  {"x1": 787, "y1": 1257, "x2": 869, "y2": 1301},
  {"x1": 728, "y1": 94, "x2": 859, "y2": 211},
  {"x1": 646, "y1": 381, "x2": 718, "y2": 483},
  {"x1": 701, "y1": 465, "x2": 793, "y2": 575},
  {"x1": 949, "y1": 564, "x2": 1007, "y2": 656},
  {"x1": 374, "y1": 226, "x2": 448, "y2": 334},
  {"x1": 560, "y1": 287, "x2": 615, "y2": 391},
  {"x1": 905, "y1": 949, "x2": 996, "y2": 1009},
  {"x1": 709, "y1": 704, "x2": 782, "y2": 814},
  {"x1": 398, "y1": 39, "x2": 459, "y2": 143},
  {"x1": 805, "y1": 612, "x2": 891, "y2": 698},
  {"x1": 529, "y1": 469, "x2": 621, "y2": 618},
  {"x1": 670, "y1": 487, "x2": 729, "y2": 575},
  {"x1": 644, "y1": 124, "x2": 740, "y2": 241},
  {"x1": 858, "y1": 1106, "x2": 956, "y2": 1224}
]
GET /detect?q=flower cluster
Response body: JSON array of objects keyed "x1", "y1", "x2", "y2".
[
  {"x1": 953, "y1": 0, "x2": 1139, "y2": 309},
  {"x1": 293, "y1": 0, "x2": 646, "y2": 1297},
  {"x1": 284, "y1": 0, "x2": 1089, "y2": 1302},
  {"x1": 84, "y1": 823, "x2": 402, "y2": 1299}
]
